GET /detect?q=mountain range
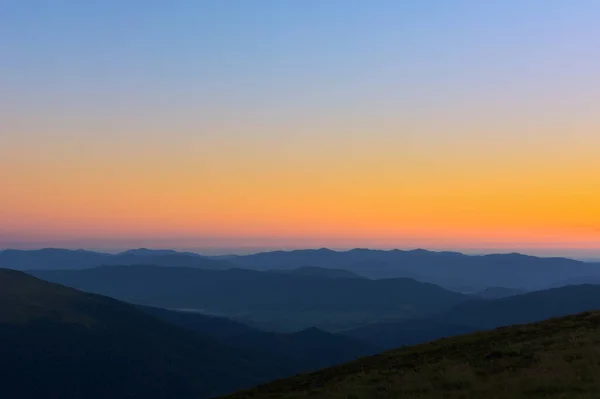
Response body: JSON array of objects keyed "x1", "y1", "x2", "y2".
[
  {"x1": 28, "y1": 261, "x2": 600, "y2": 341},
  {"x1": 6, "y1": 249, "x2": 600, "y2": 398},
  {"x1": 0, "y1": 248, "x2": 230, "y2": 270},
  {"x1": 29, "y1": 265, "x2": 469, "y2": 331},
  {"x1": 4, "y1": 247, "x2": 600, "y2": 291},
  {"x1": 218, "y1": 248, "x2": 600, "y2": 291}
]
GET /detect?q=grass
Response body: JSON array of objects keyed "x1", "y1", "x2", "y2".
[{"x1": 221, "y1": 310, "x2": 600, "y2": 398}]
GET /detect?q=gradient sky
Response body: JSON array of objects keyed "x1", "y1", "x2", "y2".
[{"x1": 1, "y1": 0, "x2": 599, "y2": 256}]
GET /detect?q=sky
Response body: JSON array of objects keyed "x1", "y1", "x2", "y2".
[{"x1": 1, "y1": 0, "x2": 599, "y2": 257}]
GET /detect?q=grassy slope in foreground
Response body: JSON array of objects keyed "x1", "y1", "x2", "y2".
[{"x1": 222, "y1": 310, "x2": 600, "y2": 399}]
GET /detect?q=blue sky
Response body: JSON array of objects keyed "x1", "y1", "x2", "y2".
[{"x1": 1, "y1": 1, "x2": 599, "y2": 256}]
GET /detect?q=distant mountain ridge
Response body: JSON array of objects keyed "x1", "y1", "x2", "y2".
[
  {"x1": 0, "y1": 248, "x2": 231, "y2": 270},
  {"x1": 218, "y1": 249, "x2": 600, "y2": 291},
  {"x1": 4, "y1": 247, "x2": 600, "y2": 291},
  {"x1": 118, "y1": 248, "x2": 203, "y2": 257},
  {"x1": 28, "y1": 265, "x2": 470, "y2": 331}
]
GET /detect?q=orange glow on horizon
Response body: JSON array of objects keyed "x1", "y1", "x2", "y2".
[{"x1": 2, "y1": 88, "x2": 599, "y2": 253}]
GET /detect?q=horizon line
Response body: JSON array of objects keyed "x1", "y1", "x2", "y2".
[{"x1": 1, "y1": 246, "x2": 598, "y2": 261}]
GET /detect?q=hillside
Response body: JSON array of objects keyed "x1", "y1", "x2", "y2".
[
  {"x1": 0, "y1": 269, "x2": 269, "y2": 399},
  {"x1": 140, "y1": 306, "x2": 376, "y2": 374},
  {"x1": 0, "y1": 269, "x2": 373, "y2": 399},
  {"x1": 222, "y1": 310, "x2": 600, "y2": 398},
  {"x1": 29, "y1": 265, "x2": 469, "y2": 331}
]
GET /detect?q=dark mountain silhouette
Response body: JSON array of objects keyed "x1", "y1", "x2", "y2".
[
  {"x1": 6, "y1": 248, "x2": 600, "y2": 291},
  {"x1": 346, "y1": 284, "x2": 600, "y2": 349},
  {"x1": 221, "y1": 310, "x2": 600, "y2": 399},
  {"x1": 139, "y1": 306, "x2": 376, "y2": 374},
  {"x1": 0, "y1": 248, "x2": 231, "y2": 270},
  {"x1": 0, "y1": 268, "x2": 271, "y2": 399},
  {"x1": 111, "y1": 253, "x2": 232, "y2": 268},
  {"x1": 219, "y1": 249, "x2": 600, "y2": 291},
  {"x1": 218, "y1": 248, "x2": 600, "y2": 291},
  {"x1": 0, "y1": 269, "x2": 376, "y2": 399},
  {"x1": 29, "y1": 265, "x2": 470, "y2": 331},
  {"x1": 471, "y1": 286, "x2": 525, "y2": 299},
  {"x1": 0, "y1": 248, "x2": 111, "y2": 270}
]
